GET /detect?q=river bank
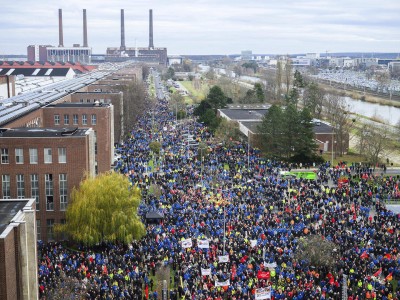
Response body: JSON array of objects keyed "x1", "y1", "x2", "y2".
[{"x1": 319, "y1": 82, "x2": 400, "y2": 108}]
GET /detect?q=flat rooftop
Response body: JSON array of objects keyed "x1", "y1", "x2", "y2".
[
  {"x1": 46, "y1": 103, "x2": 111, "y2": 108},
  {"x1": 0, "y1": 127, "x2": 90, "y2": 138},
  {"x1": 219, "y1": 108, "x2": 269, "y2": 121},
  {"x1": 241, "y1": 120, "x2": 334, "y2": 134},
  {"x1": 0, "y1": 200, "x2": 28, "y2": 234}
]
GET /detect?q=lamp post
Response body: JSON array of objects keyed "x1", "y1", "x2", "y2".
[
  {"x1": 247, "y1": 133, "x2": 250, "y2": 169},
  {"x1": 215, "y1": 186, "x2": 233, "y2": 255},
  {"x1": 217, "y1": 180, "x2": 252, "y2": 255},
  {"x1": 331, "y1": 128, "x2": 334, "y2": 166}
]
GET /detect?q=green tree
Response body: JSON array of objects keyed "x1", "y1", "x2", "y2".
[
  {"x1": 206, "y1": 86, "x2": 227, "y2": 111},
  {"x1": 282, "y1": 104, "x2": 299, "y2": 158},
  {"x1": 58, "y1": 172, "x2": 145, "y2": 246},
  {"x1": 165, "y1": 67, "x2": 175, "y2": 80},
  {"x1": 293, "y1": 70, "x2": 305, "y2": 88},
  {"x1": 149, "y1": 141, "x2": 161, "y2": 155},
  {"x1": 259, "y1": 104, "x2": 317, "y2": 161},
  {"x1": 259, "y1": 105, "x2": 284, "y2": 157},
  {"x1": 254, "y1": 83, "x2": 265, "y2": 102},
  {"x1": 242, "y1": 61, "x2": 258, "y2": 74},
  {"x1": 176, "y1": 110, "x2": 187, "y2": 120},
  {"x1": 241, "y1": 89, "x2": 257, "y2": 104},
  {"x1": 292, "y1": 107, "x2": 318, "y2": 162},
  {"x1": 198, "y1": 109, "x2": 221, "y2": 132},
  {"x1": 285, "y1": 88, "x2": 299, "y2": 107},
  {"x1": 194, "y1": 100, "x2": 212, "y2": 117}
]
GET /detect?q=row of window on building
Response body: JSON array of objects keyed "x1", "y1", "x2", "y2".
[
  {"x1": 1, "y1": 147, "x2": 66, "y2": 164},
  {"x1": 54, "y1": 114, "x2": 96, "y2": 126},
  {"x1": 1, "y1": 173, "x2": 68, "y2": 211},
  {"x1": 37, "y1": 218, "x2": 64, "y2": 241}
]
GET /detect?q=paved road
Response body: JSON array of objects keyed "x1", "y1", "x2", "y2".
[{"x1": 151, "y1": 69, "x2": 165, "y2": 100}]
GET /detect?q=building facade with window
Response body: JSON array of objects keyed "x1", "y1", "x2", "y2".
[
  {"x1": 42, "y1": 102, "x2": 114, "y2": 174},
  {"x1": 71, "y1": 91, "x2": 124, "y2": 143},
  {"x1": 0, "y1": 198, "x2": 38, "y2": 300},
  {"x1": 0, "y1": 127, "x2": 95, "y2": 242}
]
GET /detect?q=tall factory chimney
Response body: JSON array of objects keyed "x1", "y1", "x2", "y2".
[
  {"x1": 120, "y1": 9, "x2": 126, "y2": 51},
  {"x1": 58, "y1": 9, "x2": 64, "y2": 47},
  {"x1": 149, "y1": 9, "x2": 154, "y2": 49},
  {"x1": 83, "y1": 9, "x2": 88, "y2": 47}
]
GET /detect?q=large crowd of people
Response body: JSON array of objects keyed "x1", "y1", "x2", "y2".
[{"x1": 37, "y1": 96, "x2": 400, "y2": 299}]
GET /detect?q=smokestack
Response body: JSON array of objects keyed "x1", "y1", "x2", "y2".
[
  {"x1": 149, "y1": 9, "x2": 154, "y2": 49},
  {"x1": 83, "y1": 9, "x2": 88, "y2": 47},
  {"x1": 58, "y1": 9, "x2": 64, "y2": 47},
  {"x1": 120, "y1": 9, "x2": 126, "y2": 51}
]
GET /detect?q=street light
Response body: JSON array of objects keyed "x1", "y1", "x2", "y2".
[
  {"x1": 213, "y1": 186, "x2": 234, "y2": 255},
  {"x1": 214, "y1": 180, "x2": 253, "y2": 255},
  {"x1": 247, "y1": 134, "x2": 250, "y2": 169}
]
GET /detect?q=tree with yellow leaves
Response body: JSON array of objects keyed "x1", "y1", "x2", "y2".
[{"x1": 58, "y1": 172, "x2": 145, "y2": 246}]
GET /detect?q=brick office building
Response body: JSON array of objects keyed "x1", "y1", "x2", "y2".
[
  {"x1": 0, "y1": 198, "x2": 38, "y2": 300},
  {"x1": 70, "y1": 92, "x2": 123, "y2": 143},
  {"x1": 42, "y1": 102, "x2": 114, "y2": 174},
  {"x1": 0, "y1": 127, "x2": 95, "y2": 242}
]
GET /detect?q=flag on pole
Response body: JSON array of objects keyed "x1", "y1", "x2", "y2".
[
  {"x1": 373, "y1": 267, "x2": 382, "y2": 277},
  {"x1": 386, "y1": 273, "x2": 393, "y2": 281},
  {"x1": 360, "y1": 251, "x2": 369, "y2": 259},
  {"x1": 257, "y1": 270, "x2": 271, "y2": 279}
]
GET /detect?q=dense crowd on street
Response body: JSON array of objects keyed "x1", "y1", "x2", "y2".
[{"x1": 37, "y1": 96, "x2": 400, "y2": 299}]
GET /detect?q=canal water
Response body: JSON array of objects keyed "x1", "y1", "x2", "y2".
[
  {"x1": 344, "y1": 97, "x2": 400, "y2": 126},
  {"x1": 201, "y1": 66, "x2": 400, "y2": 125}
]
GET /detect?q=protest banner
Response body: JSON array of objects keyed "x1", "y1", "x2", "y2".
[
  {"x1": 218, "y1": 255, "x2": 229, "y2": 263},
  {"x1": 255, "y1": 287, "x2": 271, "y2": 300},
  {"x1": 215, "y1": 279, "x2": 230, "y2": 287},
  {"x1": 182, "y1": 238, "x2": 192, "y2": 248},
  {"x1": 198, "y1": 239, "x2": 209, "y2": 249}
]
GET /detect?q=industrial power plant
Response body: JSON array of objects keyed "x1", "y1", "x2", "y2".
[
  {"x1": 105, "y1": 9, "x2": 167, "y2": 65},
  {"x1": 27, "y1": 9, "x2": 167, "y2": 65}
]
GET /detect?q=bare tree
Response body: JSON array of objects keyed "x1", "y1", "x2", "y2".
[
  {"x1": 295, "y1": 235, "x2": 338, "y2": 269},
  {"x1": 283, "y1": 56, "x2": 292, "y2": 95},
  {"x1": 357, "y1": 123, "x2": 391, "y2": 165},
  {"x1": 45, "y1": 272, "x2": 90, "y2": 300},
  {"x1": 374, "y1": 71, "x2": 390, "y2": 91},
  {"x1": 214, "y1": 119, "x2": 242, "y2": 146},
  {"x1": 325, "y1": 95, "x2": 355, "y2": 156},
  {"x1": 275, "y1": 61, "x2": 283, "y2": 101},
  {"x1": 123, "y1": 80, "x2": 152, "y2": 137},
  {"x1": 261, "y1": 69, "x2": 277, "y2": 103}
]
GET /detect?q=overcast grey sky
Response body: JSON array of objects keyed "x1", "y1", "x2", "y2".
[{"x1": 1, "y1": 0, "x2": 400, "y2": 55}]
